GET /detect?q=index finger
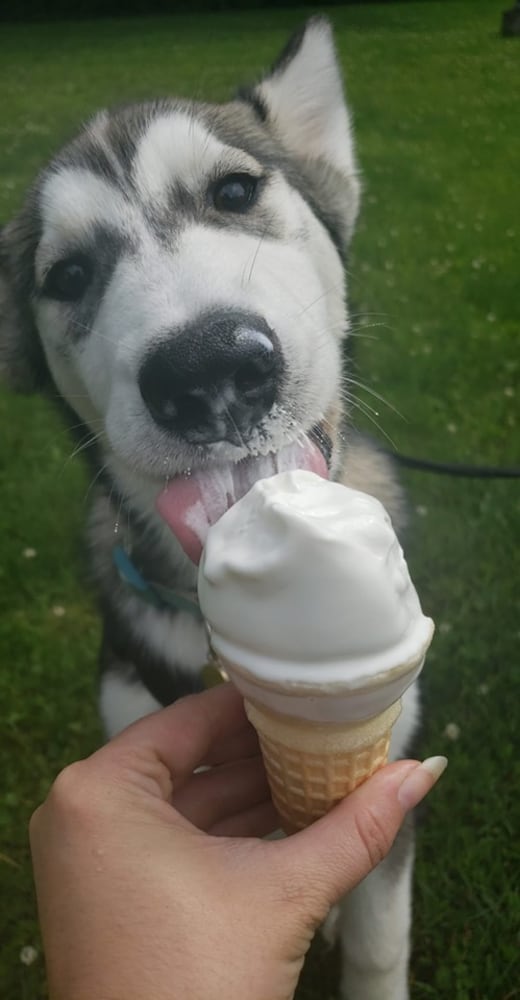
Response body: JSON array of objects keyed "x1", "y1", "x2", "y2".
[{"x1": 105, "y1": 682, "x2": 249, "y2": 781}]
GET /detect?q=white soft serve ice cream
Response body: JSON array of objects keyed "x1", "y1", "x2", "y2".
[{"x1": 198, "y1": 470, "x2": 434, "y2": 722}]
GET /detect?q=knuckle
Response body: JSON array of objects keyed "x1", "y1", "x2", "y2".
[
  {"x1": 276, "y1": 868, "x2": 325, "y2": 924},
  {"x1": 46, "y1": 761, "x2": 95, "y2": 821},
  {"x1": 112, "y1": 744, "x2": 174, "y2": 800},
  {"x1": 277, "y1": 871, "x2": 309, "y2": 908},
  {"x1": 353, "y1": 803, "x2": 394, "y2": 870},
  {"x1": 280, "y1": 879, "x2": 329, "y2": 934}
]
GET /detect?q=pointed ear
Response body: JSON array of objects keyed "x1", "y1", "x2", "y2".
[
  {"x1": 0, "y1": 220, "x2": 47, "y2": 391},
  {"x1": 251, "y1": 17, "x2": 360, "y2": 239}
]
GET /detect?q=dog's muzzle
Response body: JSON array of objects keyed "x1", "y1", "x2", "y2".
[{"x1": 138, "y1": 309, "x2": 284, "y2": 445}]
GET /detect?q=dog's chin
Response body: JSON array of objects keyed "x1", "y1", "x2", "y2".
[{"x1": 155, "y1": 423, "x2": 332, "y2": 565}]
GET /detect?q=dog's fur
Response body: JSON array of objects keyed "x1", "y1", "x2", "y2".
[{"x1": 0, "y1": 18, "x2": 420, "y2": 999}]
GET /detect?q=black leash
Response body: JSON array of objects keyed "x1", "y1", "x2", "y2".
[{"x1": 386, "y1": 450, "x2": 520, "y2": 479}]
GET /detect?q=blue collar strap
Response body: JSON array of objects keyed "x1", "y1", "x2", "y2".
[{"x1": 113, "y1": 545, "x2": 203, "y2": 620}]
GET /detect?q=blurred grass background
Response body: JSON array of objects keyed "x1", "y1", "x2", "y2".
[{"x1": 1, "y1": 2, "x2": 519, "y2": 997}]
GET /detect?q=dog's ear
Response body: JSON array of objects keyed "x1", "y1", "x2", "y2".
[
  {"x1": 246, "y1": 17, "x2": 360, "y2": 242},
  {"x1": 0, "y1": 218, "x2": 48, "y2": 391}
]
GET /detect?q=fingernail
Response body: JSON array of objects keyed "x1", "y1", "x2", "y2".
[{"x1": 398, "y1": 756, "x2": 448, "y2": 811}]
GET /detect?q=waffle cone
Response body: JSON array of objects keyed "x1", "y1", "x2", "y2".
[{"x1": 245, "y1": 698, "x2": 401, "y2": 834}]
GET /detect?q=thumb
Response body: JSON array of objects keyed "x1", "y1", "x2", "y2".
[{"x1": 271, "y1": 756, "x2": 447, "y2": 922}]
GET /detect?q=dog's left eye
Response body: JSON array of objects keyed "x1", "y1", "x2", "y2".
[
  {"x1": 42, "y1": 255, "x2": 92, "y2": 302},
  {"x1": 212, "y1": 174, "x2": 259, "y2": 213}
]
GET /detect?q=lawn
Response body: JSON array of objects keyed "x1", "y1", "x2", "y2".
[{"x1": 1, "y1": 2, "x2": 519, "y2": 997}]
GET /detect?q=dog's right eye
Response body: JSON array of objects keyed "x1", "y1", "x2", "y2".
[
  {"x1": 42, "y1": 256, "x2": 92, "y2": 302},
  {"x1": 212, "y1": 174, "x2": 259, "y2": 213}
]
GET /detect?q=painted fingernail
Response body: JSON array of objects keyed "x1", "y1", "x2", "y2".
[{"x1": 398, "y1": 756, "x2": 448, "y2": 811}]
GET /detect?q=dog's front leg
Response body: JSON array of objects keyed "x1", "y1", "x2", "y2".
[{"x1": 337, "y1": 814, "x2": 414, "y2": 1000}]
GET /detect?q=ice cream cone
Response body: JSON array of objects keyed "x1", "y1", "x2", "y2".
[
  {"x1": 244, "y1": 697, "x2": 401, "y2": 833},
  {"x1": 197, "y1": 471, "x2": 435, "y2": 834}
]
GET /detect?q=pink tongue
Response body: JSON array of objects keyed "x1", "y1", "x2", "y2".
[{"x1": 156, "y1": 438, "x2": 328, "y2": 565}]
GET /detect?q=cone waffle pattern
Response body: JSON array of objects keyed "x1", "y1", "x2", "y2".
[{"x1": 257, "y1": 728, "x2": 391, "y2": 833}]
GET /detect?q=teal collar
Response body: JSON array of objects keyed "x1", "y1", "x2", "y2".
[{"x1": 113, "y1": 545, "x2": 203, "y2": 620}]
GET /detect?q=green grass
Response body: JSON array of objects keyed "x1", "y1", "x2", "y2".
[{"x1": 1, "y1": 2, "x2": 519, "y2": 997}]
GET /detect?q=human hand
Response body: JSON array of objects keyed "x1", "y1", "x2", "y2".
[{"x1": 30, "y1": 683, "x2": 446, "y2": 1000}]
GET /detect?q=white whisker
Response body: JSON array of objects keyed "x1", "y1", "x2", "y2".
[
  {"x1": 83, "y1": 460, "x2": 110, "y2": 505},
  {"x1": 242, "y1": 229, "x2": 268, "y2": 288},
  {"x1": 69, "y1": 319, "x2": 115, "y2": 346},
  {"x1": 64, "y1": 429, "x2": 104, "y2": 465},
  {"x1": 342, "y1": 391, "x2": 398, "y2": 450},
  {"x1": 343, "y1": 375, "x2": 406, "y2": 422}
]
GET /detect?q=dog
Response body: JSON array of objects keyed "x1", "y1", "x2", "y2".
[{"x1": 0, "y1": 17, "x2": 419, "y2": 999}]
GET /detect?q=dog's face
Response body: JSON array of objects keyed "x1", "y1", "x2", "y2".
[{"x1": 0, "y1": 18, "x2": 360, "y2": 557}]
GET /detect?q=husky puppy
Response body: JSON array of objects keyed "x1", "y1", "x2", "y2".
[{"x1": 1, "y1": 18, "x2": 418, "y2": 999}]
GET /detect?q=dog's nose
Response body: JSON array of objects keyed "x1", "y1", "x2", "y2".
[{"x1": 138, "y1": 310, "x2": 284, "y2": 444}]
